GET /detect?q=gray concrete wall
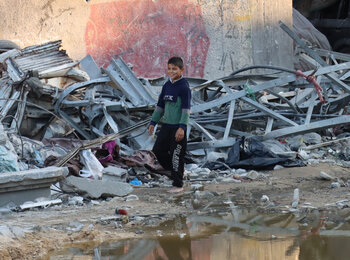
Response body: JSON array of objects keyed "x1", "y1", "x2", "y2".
[{"x1": 0, "y1": 0, "x2": 293, "y2": 79}]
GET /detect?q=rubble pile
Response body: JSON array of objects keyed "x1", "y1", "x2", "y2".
[{"x1": 0, "y1": 22, "x2": 350, "y2": 211}]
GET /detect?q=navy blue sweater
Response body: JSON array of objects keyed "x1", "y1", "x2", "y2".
[{"x1": 150, "y1": 77, "x2": 191, "y2": 129}]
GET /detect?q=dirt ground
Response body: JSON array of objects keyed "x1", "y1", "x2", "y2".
[{"x1": 0, "y1": 163, "x2": 349, "y2": 259}]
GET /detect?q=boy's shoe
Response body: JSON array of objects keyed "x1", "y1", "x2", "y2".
[{"x1": 167, "y1": 187, "x2": 184, "y2": 193}]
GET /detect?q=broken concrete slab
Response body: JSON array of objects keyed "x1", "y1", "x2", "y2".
[
  {"x1": 61, "y1": 176, "x2": 133, "y2": 199},
  {"x1": 19, "y1": 199, "x2": 62, "y2": 211},
  {"x1": 102, "y1": 166, "x2": 127, "y2": 182},
  {"x1": 0, "y1": 166, "x2": 68, "y2": 207}
]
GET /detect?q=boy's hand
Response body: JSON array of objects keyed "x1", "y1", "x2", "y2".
[
  {"x1": 148, "y1": 125, "x2": 154, "y2": 136},
  {"x1": 175, "y1": 128, "x2": 185, "y2": 142}
]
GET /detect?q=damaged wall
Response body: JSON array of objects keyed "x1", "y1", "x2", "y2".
[{"x1": 0, "y1": 0, "x2": 293, "y2": 79}]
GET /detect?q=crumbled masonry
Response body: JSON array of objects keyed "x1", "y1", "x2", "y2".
[{"x1": 1, "y1": 23, "x2": 350, "y2": 206}]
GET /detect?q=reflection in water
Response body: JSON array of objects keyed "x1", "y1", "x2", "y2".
[
  {"x1": 50, "y1": 213, "x2": 350, "y2": 260},
  {"x1": 104, "y1": 233, "x2": 350, "y2": 260}
]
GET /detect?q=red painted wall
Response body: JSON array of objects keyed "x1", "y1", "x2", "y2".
[{"x1": 85, "y1": 0, "x2": 210, "y2": 78}]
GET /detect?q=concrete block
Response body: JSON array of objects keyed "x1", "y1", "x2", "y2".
[
  {"x1": 0, "y1": 166, "x2": 68, "y2": 207},
  {"x1": 102, "y1": 166, "x2": 127, "y2": 182},
  {"x1": 61, "y1": 176, "x2": 133, "y2": 199}
]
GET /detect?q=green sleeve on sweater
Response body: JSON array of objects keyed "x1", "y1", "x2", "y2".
[
  {"x1": 179, "y1": 108, "x2": 190, "y2": 126},
  {"x1": 151, "y1": 106, "x2": 164, "y2": 124}
]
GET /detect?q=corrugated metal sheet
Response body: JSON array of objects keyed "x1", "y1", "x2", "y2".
[{"x1": 14, "y1": 40, "x2": 73, "y2": 74}]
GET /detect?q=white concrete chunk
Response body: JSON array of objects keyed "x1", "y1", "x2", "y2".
[{"x1": 61, "y1": 176, "x2": 133, "y2": 198}]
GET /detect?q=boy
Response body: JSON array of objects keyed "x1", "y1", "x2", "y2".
[{"x1": 148, "y1": 56, "x2": 191, "y2": 193}]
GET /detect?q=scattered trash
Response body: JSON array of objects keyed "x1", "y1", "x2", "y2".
[
  {"x1": 115, "y1": 208, "x2": 128, "y2": 215},
  {"x1": 129, "y1": 178, "x2": 142, "y2": 186},
  {"x1": 261, "y1": 195, "x2": 270, "y2": 203},
  {"x1": 19, "y1": 199, "x2": 62, "y2": 211},
  {"x1": 2, "y1": 19, "x2": 350, "y2": 254}
]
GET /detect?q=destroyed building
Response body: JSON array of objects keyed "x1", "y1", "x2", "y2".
[
  {"x1": 1, "y1": 1, "x2": 350, "y2": 258},
  {"x1": 0, "y1": 0, "x2": 348, "y2": 205}
]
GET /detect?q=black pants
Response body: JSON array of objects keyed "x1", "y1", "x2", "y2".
[{"x1": 152, "y1": 126, "x2": 187, "y2": 187}]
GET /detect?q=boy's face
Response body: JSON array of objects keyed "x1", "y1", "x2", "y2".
[{"x1": 168, "y1": 63, "x2": 184, "y2": 82}]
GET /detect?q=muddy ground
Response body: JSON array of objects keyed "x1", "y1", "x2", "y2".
[{"x1": 0, "y1": 163, "x2": 349, "y2": 259}]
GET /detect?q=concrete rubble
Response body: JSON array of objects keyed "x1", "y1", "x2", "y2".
[{"x1": 0, "y1": 22, "x2": 350, "y2": 232}]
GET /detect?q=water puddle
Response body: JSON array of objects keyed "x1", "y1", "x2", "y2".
[{"x1": 49, "y1": 208, "x2": 350, "y2": 260}]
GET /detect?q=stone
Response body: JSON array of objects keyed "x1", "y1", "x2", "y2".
[
  {"x1": 193, "y1": 167, "x2": 211, "y2": 174},
  {"x1": 307, "y1": 159, "x2": 320, "y2": 165},
  {"x1": 125, "y1": 194, "x2": 139, "y2": 201},
  {"x1": 68, "y1": 222, "x2": 84, "y2": 232},
  {"x1": 287, "y1": 135, "x2": 305, "y2": 151},
  {"x1": 298, "y1": 150, "x2": 309, "y2": 160},
  {"x1": 194, "y1": 191, "x2": 215, "y2": 200},
  {"x1": 191, "y1": 184, "x2": 204, "y2": 191},
  {"x1": 188, "y1": 172, "x2": 199, "y2": 179},
  {"x1": 61, "y1": 176, "x2": 133, "y2": 199},
  {"x1": 133, "y1": 216, "x2": 145, "y2": 221},
  {"x1": 68, "y1": 196, "x2": 84, "y2": 206},
  {"x1": 320, "y1": 171, "x2": 335, "y2": 181},
  {"x1": 312, "y1": 151, "x2": 324, "y2": 159},
  {"x1": 185, "y1": 164, "x2": 199, "y2": 171},
  {"x1": 236, "y1": 168, "x2": 247, "y2": 175},
  {"x1": 103, "y1": 166, "x2": 127, "y2": 178},
  {"x1": 189, "y1": 169, "x2": 210, "y2": 179},
  {"x1": 273, "y1": 165, "x2": 284, "y2": 170},
  {"x1": 331, "y1": 182, "x2": 341, "y2": 189},
  {"x1": 246, "y1": 170, "x2": 259, "y2": 180},
  {"x1": 320, "y1": 159, "x2": 336, "y2": 164},
  {"x1": 220, "y1": 177, "x2": 241, "y2": 183},
  {"x1": 206, "y1": 151, "x2": 227, "y2": 162},
  {"x1": 303, "y1": 132, "x2": 321, "y2": 145}
]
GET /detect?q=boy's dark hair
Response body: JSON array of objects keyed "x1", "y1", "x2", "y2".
[{"x1": 168, "y1": 56, "x2": 184, "y2": 69}]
